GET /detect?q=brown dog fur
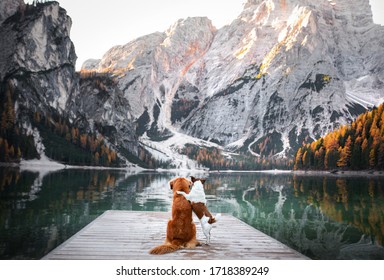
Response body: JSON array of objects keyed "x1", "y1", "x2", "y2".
[
  {"x1": 149, "y1": 177, "x2": 200, "y2": 254},
  {"x1": 190, "y1": 176, "x2": 216, "y2": 224}
]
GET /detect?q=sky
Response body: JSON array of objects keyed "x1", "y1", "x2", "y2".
[{"x1": 25, "y1": 0, "x2": 384, "y2": 70}]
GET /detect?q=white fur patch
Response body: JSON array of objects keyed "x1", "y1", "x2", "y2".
[
  {"x1": 188, "y1": 181, "x2": 207, "y2": 204},
  {"x1": 176, "y1": 181, "x2": 207, "y2": 204}
]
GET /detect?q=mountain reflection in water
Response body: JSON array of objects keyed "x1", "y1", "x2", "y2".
[{"x1": 0, "y1": 167, "x2": 383, "y2": 259}]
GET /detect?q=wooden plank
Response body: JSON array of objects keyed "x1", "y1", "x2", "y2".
[{"x1": 42, "y1": 210, "x2": 309, "y2": 260}]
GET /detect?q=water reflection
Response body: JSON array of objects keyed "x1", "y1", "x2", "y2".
[
  {"x1": 206, "y1": 174, "x2": 384, "y2": 260},
  {"x1": 0, "y1": 168, "x2": 384, "y2": 260}
]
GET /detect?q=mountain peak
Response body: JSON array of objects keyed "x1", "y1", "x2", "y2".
[
  {"x1": 162, "y1": 16, "x2": 216, "y2": 47},
  {"x1": 181, "y1": 0, "x2": 384, "y2": 155},
  {"x1": 241, "y1": 0, "x2": 374, "y2": 25},
  {"x1": 2, "y1": 0, "x2": 384, "y2": 169}
]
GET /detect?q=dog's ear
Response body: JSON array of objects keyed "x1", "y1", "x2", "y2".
[
  {"x1": 169, "y1": 179, "x2": 174, "y2": 190},
  {"x1": 200, "y1": 179, "x2": 206, "y2": 184},
  {"x1": 191, "y1": 176, "x2": 196, "y2": 182}
]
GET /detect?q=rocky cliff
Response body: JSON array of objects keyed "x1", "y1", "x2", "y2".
[
  {"x1": 0, "y1": 1, "x2": 137, "y2": 167},
  {"x1": 0, "y1": 1, "x2": 77, "y2": 113},
  {"x1": 2, "y1": 0, "x2": 384, "y2": 169},
  {"x1": 84, "y1": 0, "x2": 384, "y2": 164},
  {"x1": 0, "y1": 0, "x2": 24, "y2": 24},
  {"x1": 181, "y1": 0, "x2": 384, "y2": 156}
]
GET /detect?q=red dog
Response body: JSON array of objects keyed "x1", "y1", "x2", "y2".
[{"x1": 149, "y1": 177, "x2": 200, "y2": 254}]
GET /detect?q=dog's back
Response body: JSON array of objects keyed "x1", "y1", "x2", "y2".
[
  {"x1": 168, "y1": 195, "x2": 194, "y2": 241},
  {"x1": 149, "y1": 177, "x2": 199, "y2": 254}
]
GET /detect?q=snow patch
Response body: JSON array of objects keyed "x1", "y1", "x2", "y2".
[
  {"x1": 20, "y1": 125, "x2": 66, "y2": 172},
  {"x1": 274, "y1": 132, "x2": 291, "y2": 158},
  {"x1": 345, "y1": 76, "x2": 384, "y2": 108},
  {"x1": 140, "y1": 130, "x2": 221, "y2": 170}
]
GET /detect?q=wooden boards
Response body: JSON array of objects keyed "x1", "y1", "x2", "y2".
[{"x1": 42, "y1": 210, "x2": 309, "y2": 260}]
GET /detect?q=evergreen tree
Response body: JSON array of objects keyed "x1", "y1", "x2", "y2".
[
  {"x1": 294, "y1": 147, "x2": 303, "y2": 170},
  {"x1": 294, "y1": 103, "x2": 384, "y2": 171},
  {"x1": 337, "y1": 136, "x2": 352, "y2": 168}
]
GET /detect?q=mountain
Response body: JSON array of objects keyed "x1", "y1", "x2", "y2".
[
  {"x1": 82, "y1": 0, "x2": 384, "y2": 167},
  {"x1": 1, "y1": 0, "x2": 384, "y2": 170},
  {"x1": 0, "y1": 1, "x2": 137, "y2": 167},
  {"x1": 0, "y1": 1, "x2": 77, "y2": 114},
  {"x1": 181, "y1": 0, "x2": 384, "y2": 155},
  {"x1": 0, "y1": 1, "x2": 78, "y2": 161}
]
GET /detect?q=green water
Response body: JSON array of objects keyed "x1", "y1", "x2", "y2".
[{"x1": 1, "y1": 167, "x2": 384, "y2": 259}]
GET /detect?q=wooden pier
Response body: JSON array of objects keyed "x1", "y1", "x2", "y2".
[{"x1": 43, "y1": 210, "x2": 309, "y2": 260}]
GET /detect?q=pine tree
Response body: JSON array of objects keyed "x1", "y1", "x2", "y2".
[
  {"x1": 337, "y1": 136, "x2": 352, "y2": 168},
  {"x1": 294, "y1": 147, "x2": 303, "y2": 170},
  {"x1": 302, "y1": 150, "x2": 309, "y2": 169},
  {"x1": 351, "y1": 137, "x2": 362, "y2": 169},
  {"x1": 325, "y1": 149, "x2": 339, "y2": 170},
  {"x1": 361, "y1": 138, "x2": 369, "y2": 167},
  {"x1": 0, "y1": 111, "x2": 6, "y2": 134},
  {"x1": 5, "y1": 83, "x2": 15, "y2": 130},
  {"x1": 369, "y1": 148, "x2": 376, "y2": 168},
  {"x1": 378, "y1": 141, "x2": 384, "y2": 169}
]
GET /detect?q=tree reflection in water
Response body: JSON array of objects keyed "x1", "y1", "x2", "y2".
[
  {"x1": 209, "y1": 173, "x2": 384, "y2": 259},
  {"x1": 0, "y1": 168, "x2": 383, "y2": 259}
]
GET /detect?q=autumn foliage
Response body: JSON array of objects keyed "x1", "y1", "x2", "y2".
[
  {"x1": 0, "y1": 80, "x2": 120, "y2": 166},
  {"x1": 0, "y1": 82, "x2": 38, "y2": 162},
  {"x1": 182, "y1": 144, "x2": 293, "y2": 170},
  {"x1": 294, "y1": 103, "x2": 384, "y2": 170},
  {"x1": 31, "y1": 112, "x2": 120, "y2": 166}
]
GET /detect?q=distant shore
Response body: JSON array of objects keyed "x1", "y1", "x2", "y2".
[
  {"x1": 0, "y1": 160, "x2": 143, "y2": 173},
  {"x1": 208, "y1": 169, "x2": 292, "y2": 174},
  {"x1": 292, "y1": 169, "x2": 384, "y2": 177},
  {"x1": 210, "y1": 169, "x2": 384, "y2": 177},
  {"x1": 2, "y1": 161, "x2": 384, "y2": 177}
]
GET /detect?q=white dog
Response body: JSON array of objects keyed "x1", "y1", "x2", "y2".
[{"x1": 177, "y1": 177, "x2": 221, "y2": 244}]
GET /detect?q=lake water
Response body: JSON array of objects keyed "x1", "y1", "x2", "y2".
[{"x1": 1, "y1": 167, "x2": 384, "y2": 260}]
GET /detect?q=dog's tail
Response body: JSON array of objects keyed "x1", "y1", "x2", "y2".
[
  {"x1": 215, "y1": 213, "x2": 222, "y2": 221},
  {"x1": 149, "y1": 244, "x2": 180, "y2": 255},
  {"x1": 208, "y1": 213, "x2": 221, "y2": 224}
]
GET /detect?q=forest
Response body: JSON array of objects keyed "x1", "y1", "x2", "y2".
[
  {"x1": 0, "y1": 81, "x2": 121, "y2": 167},
  {"x1": 294, "y1": 103, "x2": 384, "y2": 170},
  {"x1": 182, "y1": 144, "x2": 293, "y2": 170},
  {"x1": 0, "y1": 82, "x2": 37, "y2": 162},
  {"x1": 3, "y1": 71, "x2": 383, "y2": 171}
]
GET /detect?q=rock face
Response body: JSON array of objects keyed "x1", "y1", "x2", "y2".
[
  {"x1": 2, "y1": 0, "x2": 384, "y2": 168},
  {"x1": 85, "y1": 0, "x2": 384, "y2": 159},
  {"x1": 0, "y1": 1, "x2": 77, "y2": 114},
  {"x1": 0, "y1": 1, "x2": 137, "y2": 166},
  {"x1": 73, "y1": 72, "x2": 137, "y2": 155},
  {"x1": 85, "y1": 17, "x2": 216, "y2": 138},
  {"x1": 0, "y1": 0, "x2": 24, "y2": 24},
  {"x1": 181, "y1": 0, "x2": 384, "y2": 156}
]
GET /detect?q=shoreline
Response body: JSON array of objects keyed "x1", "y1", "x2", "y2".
[
  {"x1": 292, "y1": 169, "x2": 384, "y2": 177},
  {"x1": 0, "y1": 160, "x2": 144, "y2": 173},
  {"x1": 2, "y1": 161, "x2": 384, "y2": 177}
]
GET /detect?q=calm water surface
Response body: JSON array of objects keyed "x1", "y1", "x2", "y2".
[{"x1": 1, "y1": 167, "x2": 384, "y2": 260}]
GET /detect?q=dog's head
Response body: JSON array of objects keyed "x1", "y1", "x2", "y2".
[
  {"x1": 169, "y1": 177, "x2": 192, "y2": 194},
  {"x1": 191, "y1": 176, "x2": 206, "y2": 185}
]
